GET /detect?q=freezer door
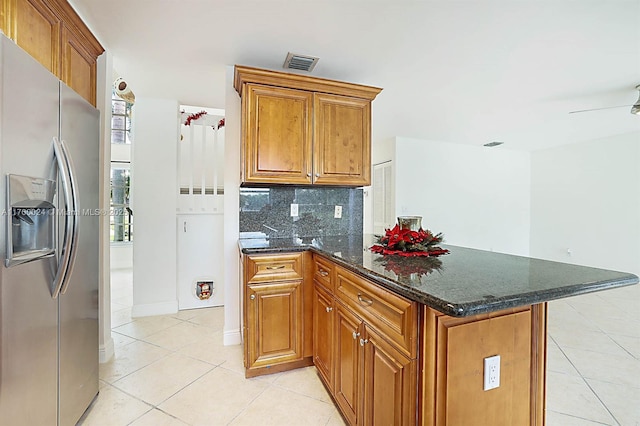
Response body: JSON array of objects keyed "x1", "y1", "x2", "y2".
[
  {"x1": 58, "y1": 83, "x2": 100, "y2": 426},
  {"x1": 0, "y1": 35, "x2": 60, "y2": 424}
]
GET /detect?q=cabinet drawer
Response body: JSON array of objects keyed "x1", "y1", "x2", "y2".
[
  {"x1": 245, "y1": 253, "x2": 304, "y2": 283},
  {"x1": 335, "y1": 266, "x2": 418, "y2": 357},
  {"x1": 313, "y1": 255, "x2": 334, "y2": 290}
]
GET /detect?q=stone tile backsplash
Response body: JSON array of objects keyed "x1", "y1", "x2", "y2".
[{"x1": 239, "y1": 187, "x2": 363, "y2": 239}]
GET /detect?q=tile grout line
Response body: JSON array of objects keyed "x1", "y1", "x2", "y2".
[
  {"x1": 546, "y1": 409, "x2": 613, "y2": 426},
  {"x1": 550, "y1": 326, "x2": 623, "y2": 425}
]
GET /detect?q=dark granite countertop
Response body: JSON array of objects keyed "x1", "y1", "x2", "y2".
[{"x1": 238, "y1": 234, "x2": 639, "y2": 317}]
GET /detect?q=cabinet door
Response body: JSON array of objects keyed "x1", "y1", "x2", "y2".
[
  {"x1": 242, "y1": 84, "x2": 313, "y2": 185},
  {"x1": 245, "y1": 281, "x2": 303, "y2": 369},
  {"x1": 362, "y1": 325, "x2": 417, "y2": 426},
  {"x1": 334, "y1": 303, "x2": 362, "y2": 426},
  {"x1": 313, "y1": 282, "x2": 334, "y2": 390},
  {"x1": 313, "y1": 93, "x2": 371, "y2": 186},
  {"x1": 3, "y1": 0, "x2": 61, "y2": 76},
  {"x1": 61, "y1": 25, "x2": 97, "y2": 106}
]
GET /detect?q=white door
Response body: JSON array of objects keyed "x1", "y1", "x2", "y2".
[{"x1": 177, "y1": 214, "x2": 224, "y2": 309}]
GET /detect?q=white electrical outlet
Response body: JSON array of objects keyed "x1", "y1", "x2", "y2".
[
  {"x1": 334, "y1": 205, "x2": 342, "y2": 218},
  {"x1": 290, "y1": 203, "x2": 298, "y2": 217},
  {"x1": 483, "y1": 355, "x2": 500, "y2": 391}
]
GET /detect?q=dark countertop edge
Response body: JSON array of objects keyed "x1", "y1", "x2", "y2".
[{"x1": 239, "y1": 242, "x2": 639, "y2": 317}]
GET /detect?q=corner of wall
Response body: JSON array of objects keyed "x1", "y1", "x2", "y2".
[{"x1": 223, "y1": 66, "x2": 241, "y2": 345}]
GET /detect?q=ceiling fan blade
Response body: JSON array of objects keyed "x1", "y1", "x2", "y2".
[{"x1": 569, "y1": 105, "x2": 631, "y2": 114}]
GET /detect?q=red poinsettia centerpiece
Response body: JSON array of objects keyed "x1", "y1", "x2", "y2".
[{"x1": 370, "y1": 224, "x2": 449, "y2": 257}]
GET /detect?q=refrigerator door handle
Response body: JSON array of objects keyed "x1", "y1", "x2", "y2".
[
  {"x1": 58, "y1": 139, "x2": 79, "y2": 295},
  {"x1": 51, "y1": 138, "x2": 74, "y2": 299}
]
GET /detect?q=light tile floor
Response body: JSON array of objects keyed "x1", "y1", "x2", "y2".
[{"x1": 80, "y1": 269, "x2": 640, "y2": 425}]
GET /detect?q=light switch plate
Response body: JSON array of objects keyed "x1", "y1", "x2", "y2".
[{"x1": 290, "y1": 203, "x2": 298, "y2": 217}]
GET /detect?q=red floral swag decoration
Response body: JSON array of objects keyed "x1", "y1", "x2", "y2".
[
  {"x1": 370, "y1": 224, "x2": 449, "y2": 257},
  {"x1": 183, "y1": 110, "x2": 225, "y2": 129}
]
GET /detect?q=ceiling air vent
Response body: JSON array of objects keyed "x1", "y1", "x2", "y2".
[
  {"x1": 483, "y1": 141, "x2": 504, "y2": 147},
  {"x1": 283, "y1": 52, "x2": 319, "y2": 72}
]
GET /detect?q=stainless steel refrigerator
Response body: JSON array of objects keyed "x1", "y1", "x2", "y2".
[{"x1": 0, "y1": 34, "x2": 99, "y2": 425}]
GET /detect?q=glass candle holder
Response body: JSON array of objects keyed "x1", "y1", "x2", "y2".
[{"x1": 397, "y1": 216, "x2": 422, "y2": 231}]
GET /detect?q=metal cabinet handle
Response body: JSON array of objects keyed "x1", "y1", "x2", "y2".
[
  {"x1": 318, "y1": 269, "x2": 329, "y2": 277},
  {"x1": 357, "y1": 293, "x2": 373, "y2": 306},
  {"x1": 359, "y1": 338, "x2": 369, "y2": 347},
  {"x1": 266, "y1": 265, "x2": 285, "y2": 270},
  {"x1": 326, "y1": 306, "x2": 333, "y2": 313},
  {"x1": 306, "y1": 173, "x2": 312, "y2": 177},
  {"x1": 250, "y1": 294, "x2": 256, "y2": 300},
  {"x1": 315, "y1": 173, "x2": 320, "y2": 178},
  {"x1": 352, "y1": 331, "x2": 360, "y2": 340}
]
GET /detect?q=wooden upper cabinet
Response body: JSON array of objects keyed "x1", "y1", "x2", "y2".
[
  {"x1": 314, "y1": 94, "x2": 371, "y2": 186},
  {"x1": 61, "y1": 25, "x2": 97, "y2": 105},
  {"x1": 243, "y1": 84, "x2": 313, "y2": 185},
  {"x1": 1, "y1": 0, "x2": 104, "y2": 106},
  {"x1": 2, "y1": 0, "x2": 61, "y2": 75},
  {"x1": 234, "y1": 65, "x2": 382, "y2": 187}
]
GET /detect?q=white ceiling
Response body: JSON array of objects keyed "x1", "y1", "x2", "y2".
[{"x1": 70, "y1": 0, "x2": 640, "y2": 151}]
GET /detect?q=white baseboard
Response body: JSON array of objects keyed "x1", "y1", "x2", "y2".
[
  {"x1": 131, "y1": 300, "x2": 178, "y2": 318},
  {"x1": 223, "y1": 329, "x2": 242, "y2": 346},
  {"x1": 99, "y1": 336, "x2": 115, "y2": 363}
]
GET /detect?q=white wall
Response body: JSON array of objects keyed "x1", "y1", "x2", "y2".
[
  {"x1": 131, "y1": 98, "x2": 179, "y2": 316},
  {"x1": 110, "y1": 245, "x2": 133, "y2": 269},
  {"x1": 96, "y1": 51, "x2": 114, "y2": 363},
  {"x1": 530, "y1": 132, "x2": 640, "y2": 276},
  {"x1": 393, "y1": 137, "x2": 531, "y2": 255},
  {"x1": 223, "y1": 67, "x2": 242, "y2": 345}
]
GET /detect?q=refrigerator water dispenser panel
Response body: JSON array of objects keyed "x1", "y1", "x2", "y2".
[{"x1": 6, "y1": 174, "x2": 56, "y2": 267}]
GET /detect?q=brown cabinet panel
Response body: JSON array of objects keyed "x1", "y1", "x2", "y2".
[
  {"x1": 334, "y1": 302, "x2": 362, "y2": 426},
  {"x1": 1, "y1": 0, "x2": 104, "y2": 106},
  {"x1": 313, "y1": 254, "x2": 334, "y2": 291},
  {"x1": 235, "y1": 66, "x2": 381, "y2": 187},
  {"x1": 245, "y1": 252, "x2": 304, "y2": 283},
  {"x1": 362, "y1": 325, "x2": 417, "y2": 426},
  {"x1": 313, "y1": 94, "x2": 371, "y2": 186},
  {"x1": 335, "y1": 265, "x2": 418, "y2": 358},
  {"x1": 245, "y1": 281, "x2": 303, "y2": 370},
  {"x1": 313, "y1": 281, "x2": 334, "y2": 390},
  {"x1": 61, "y1": 25, "x2": 96, "y2": 105},
  {"x1": 243, "y1": 252, "x2": 312, "y2": 378},
  {"x1": 421, "y1": 305, "x2": 547, "y2": 426},
  {"x1": 242, "y1": 84, "x2": 313, "y2": 185},
  {"x1": 7, "y1": 0, "x2": 61, "y2": 75}
]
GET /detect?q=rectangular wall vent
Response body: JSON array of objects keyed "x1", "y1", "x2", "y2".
[
  {"x1": 483, "y1": 141, "x2": 504, "y2": 147},
  {"x1": 283, "y1": 52, "x2": 319, "y2": 72}
]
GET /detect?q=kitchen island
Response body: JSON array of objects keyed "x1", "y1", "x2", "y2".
[{"x1": 239, "y1": 235, "x2": 638, "y2": 425}]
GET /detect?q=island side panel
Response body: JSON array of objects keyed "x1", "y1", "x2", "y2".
[{"x1": 421, "y1": 304, "x2": 547, "y2": 426}]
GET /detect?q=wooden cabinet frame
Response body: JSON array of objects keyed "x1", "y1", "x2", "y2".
[
  {"x1": 242, "y1": 252, "x2": 314, "y2": 378},
  {"x1": 1, "y1": 0, "x2": 104, "y2": 105},
  {"x1": 245, "y1": 251, "x2": 548, "y2": 425},
  {"x1": 421, "y1": 304, "x2": 547, "y2": 426},
  {"x1": 234, "y1": 65, "x2": 382, "y2": 187}
]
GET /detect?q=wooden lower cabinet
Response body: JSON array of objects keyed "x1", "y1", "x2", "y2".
[
  {"x1": 332, "y1": 300, "x2": 417, "y2": 426},
  {"x1": 313, "y1": 282, "x2": 334, "y2": 390},
  {"x1": 421, "y1": 304, "x2": 547, "y2": 426},
  {"x1": 363, "y1": 325, "x2": 417, "y2": 426},
  {"x1": 245, "y1": 281, "x2": 303, "y2": 371},
  {"x1": 243, "y1": 252, "x2": 313, "y2": 378},
  {"x1": 333, "y1": 302, "x2": 362, "y2": 425},
  {"x1": 246, "y1": 253, "x2": 547, "y2": 425}
]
